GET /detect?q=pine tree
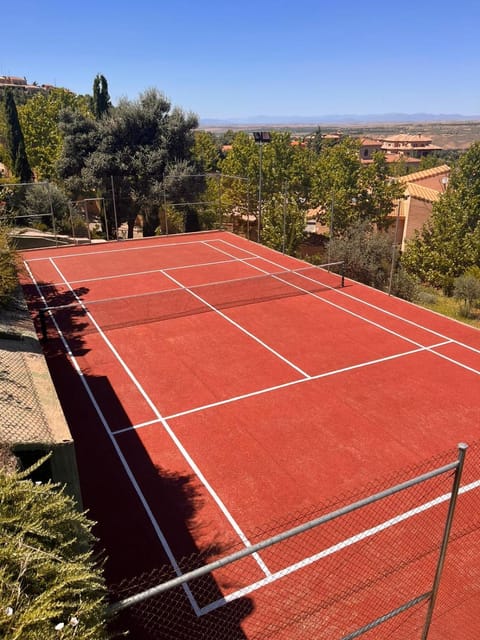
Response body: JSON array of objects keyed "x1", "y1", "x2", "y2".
[
  {"x1": 92, "y1": 74, "x2": 112, "y2": 120},
  {"x1": 4, "y1": 89, "x2": 33, "y2": 182},
  {"x1": 0, "y1": 456, "x2": 110, "y2": 639}
]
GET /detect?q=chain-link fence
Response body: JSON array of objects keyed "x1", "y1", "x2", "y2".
[
  {"x1": 108, "y1": 441, "x2": 480, "y2": 640},
  {"x1": 0, "y1": 291, "x2": 54, "y2": 446},
  {"x1": 0, "y1": 174, "x2": 256, "y2": 247}
]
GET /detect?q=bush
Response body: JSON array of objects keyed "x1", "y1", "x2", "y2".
[
  {"x1": 0, "y1": 457, "x2": 110, "y2": 639},
  {"x1": 57, "y1": 213, "x2": 89, "y2": 239},
  {"x1": 454, "y1": 273, "x2": 480, "y2": 317},
  {"x1": 0, "y1": 224, "x2": 18, "y2": 306},
  {"x1": 329, "y1": 221, "x2": 394, "y2": 290},
  {"x1": 389, "y1": 267, "x2": 418, "y2": 302},
  {"x1": 414, "y1": 287, "x2": 439, "y2": 306}
]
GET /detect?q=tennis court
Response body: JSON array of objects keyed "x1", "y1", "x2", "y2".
[{"x1": 21, "y1": 231, "x2": 480, "y2": 639}]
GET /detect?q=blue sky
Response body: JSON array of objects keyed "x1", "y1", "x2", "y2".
[{"x1": 2, "y1": 0, "x2": 480, "y2": 120}]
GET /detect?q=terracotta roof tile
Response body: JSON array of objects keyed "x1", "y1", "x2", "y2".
[
  {"x1": 405, "y1": 183, "x2": 441, "y2": 202},
  {"x1": 397, "y1": 164, "x2": 450, "y2": 184}
]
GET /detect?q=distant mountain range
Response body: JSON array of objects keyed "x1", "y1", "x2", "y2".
[{"x1": 200, "y1": 113, "x2": 480, "y2": 127}]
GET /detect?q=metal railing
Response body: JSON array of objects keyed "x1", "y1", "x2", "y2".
[{"x1": 108, "y1": 443, "x2": 470, "y2": 640}]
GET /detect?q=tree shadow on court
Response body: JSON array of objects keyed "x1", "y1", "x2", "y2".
[
  {"x1": 22, "y1": 281, "x2": 92, "y2": 356},
  {"x1": 43, "y1": 347, "x2": 253, "y2": 640}
]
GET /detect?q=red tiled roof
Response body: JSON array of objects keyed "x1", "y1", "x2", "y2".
[{"x1": 397, "y1": 164, "x2": 450, "y2": 184}]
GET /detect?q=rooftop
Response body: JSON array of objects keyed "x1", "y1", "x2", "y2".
[{"x1": 397, "y1": 164, "x2": 451, "y2": 184}]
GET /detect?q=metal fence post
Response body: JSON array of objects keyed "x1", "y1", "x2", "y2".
[{"x1": 421, "y1": 443, "x2": 468, "y2": 640}]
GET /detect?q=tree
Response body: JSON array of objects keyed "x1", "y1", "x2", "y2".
[
  {"x1": 401, "y1": 192, "x2": 468, "y2": 293},
  {"x1": 357, "y1": 152, "x2": 405, "y2": 229},
  {"x1": 307, "y1": 126, "x2": 323, "y2": 155},
  {"x1": 92, "y1": 74, "x2": 112, "y2": 120},
  {"x1": 192, "y1": 130, "x2": 220, "y2": 174},
  {"x1": 76, "y1": 89, "x2": 199, "y2": 237},
  {"x1": 57, "y1": 109, "x2": 100, "y2": 199},
  {"x1": 402, "y1": 141, "x2": 480, "y2": 292},
  {"x1": 261, "y1": 189, "x2": 306, "y2": 255},
  {"x1": 311, "y1": 138, "x2": 363, "y2": 233},
  {"x1": 0, "y1": 223, "x2": 18, "y2": 305},
  {"x1": 219, "y1": 131, "x2": 316, "y2": 249},
  {"x1": 4, "y1": 89, "x2": 32, "y2": 182},
  {"x1": 311, "y1": 138, "x2": 403, "y2": 236},
  {"x1": 0, "y1": 457, "x2": 109, "y2": 639},
  {"x1": 18, "y1": 89, "x2": 92, "y2": 180}
]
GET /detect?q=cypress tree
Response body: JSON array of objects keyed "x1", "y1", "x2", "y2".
[
  {"x1": 4, "y1": 88, "x2": 33, "y2": 182},
  {"x1": 14, "y1": 138, "x2": 33, "y2": 183},
  {"x1": 92, "y1": 74, "x2": 112, "y2": 119}
]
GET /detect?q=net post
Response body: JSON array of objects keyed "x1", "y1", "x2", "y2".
[
  {"x1": 341, "y1": 261, "x2": 345, "y2": 287},
  {"x1": 38, "y1": 308, "x2": 47, "y2": 341}
]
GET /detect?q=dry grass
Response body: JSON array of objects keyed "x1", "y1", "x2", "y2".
[{"x1": 415, "y1": 286, "x2": 480, "y2": 328}]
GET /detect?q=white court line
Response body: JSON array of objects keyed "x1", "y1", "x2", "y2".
[
  {"x1": 277, "y1": 270, "x2": 480, "y2": 377},
  {"x1": 198, "y1": 477, "x2": 480, "y2": 616},
  {"x1": 206, "y1": 239, "x2": 480, "y2": 376},
  {"x1": 206, "y1": 241, "x2": 450, "y2": 352},
  {"x1": 160, "y1": 269, "x2": 311, "y2": 379},
  {"x1": 46, "y1": 257, "x2": 272, "y2": 579},
  {"x1": 164, "y1": 341, "x2": 452, "y2": 422},
  {"x1": 22, "y1": 260, "x2": 201, "y2": 616},
  {"x1": 106, "y1": 342, "x2": 451, "y2": 432},
  {"x1": 113, "y1": 417, "x2": 164, "y2": 433},
  {"x1": 212, "y1": 237, "x2": 480, "y2": 356},
  {"x1": 25, "y1": 239, "x2": 479, "y2": 618},
  {"x1": 26, "y1": 233, "x2": 224, "y2": 262},
  {"x1": 39, "y1": 255, "x2": 260, "y2": 288}
]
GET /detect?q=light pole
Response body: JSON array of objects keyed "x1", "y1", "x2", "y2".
[
  {"x1": 282, "y1": 181, "x2": 288, "y2": 254},
  {"x1": 327, "y1": 192, "x2": 334, "y2": 267},
  {"x1": 253, "y1": 131, "x2": 271, "y2": 242},
  {"x1": 388, "y1": 198, "x2": 402, "y2": 295},
  {"x1": 110, "y1": 175, "x2": 119, "y2": 239}
]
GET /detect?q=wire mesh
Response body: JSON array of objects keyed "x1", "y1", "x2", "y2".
[
  {"x1": 108, "y1": 442, "x2": 479, "y2": 640},
  {"x1": 0, "y1": 294, "x2": 54, "y2": 445}
]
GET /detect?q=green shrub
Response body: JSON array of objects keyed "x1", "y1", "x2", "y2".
[
  {"x1": 389, "y1": 267, "x2": 418, "y2": 301},
  {"x1": 0, "y1": 457, "x2": 110, "y2": 639},
  {"x1": 0, "y1": 225, "x2": 18, "y2": 305},
  {"x1": 32, "y1": 222, "x2": 49, "y2": 233},
  {"x1": 415, "y1": 287, "x2": 439, "y2": 306},
  {"x1": 454, "y1": 274, "x2": 480, "y2": 317}
]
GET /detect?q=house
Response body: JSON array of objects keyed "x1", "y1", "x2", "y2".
[
  {"x1": 359, "y1": 137, "x2": 383, "y2": 162},
  {"x1": 381, "y1": 134, "x2": 442, "y2": 159},
  {"x1": 0, "y1": 75, "x2": 45, "y2": 94},
  {"x1": 390, "y1": 164, "x2": 450, "y2": 250}
]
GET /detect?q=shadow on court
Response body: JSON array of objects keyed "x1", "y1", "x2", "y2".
[
  {"x1": 22, "y1": 281, "x2": 92, "y2": 356},
  {"x1": 42, "y1": 343, "x2": 253, "y2": 639}
]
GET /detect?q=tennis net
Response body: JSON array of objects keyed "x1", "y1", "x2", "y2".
[{"x1": 38, "y1": 263, "x2": 345, "y2": 340}]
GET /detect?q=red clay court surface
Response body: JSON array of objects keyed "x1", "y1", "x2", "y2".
[{"x1": 21, "y1": 231, "x2": 480, "y2": 639}]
